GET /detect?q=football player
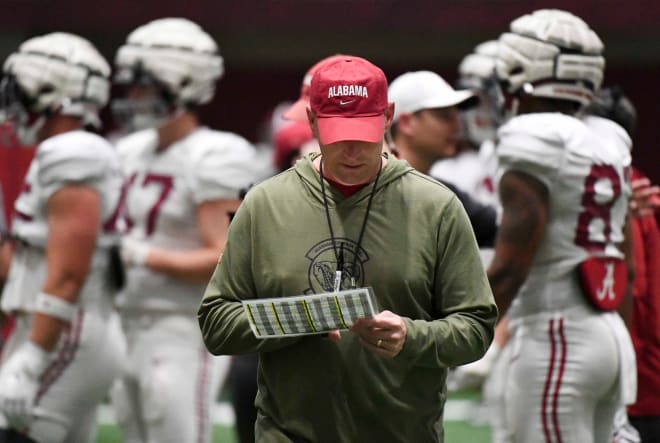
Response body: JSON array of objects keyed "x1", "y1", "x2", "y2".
[
  {"x1": 109, "y1": 18, "x2": 258, "y2": 443},
  {"x1": 487, "y1": 9, "x2": 636, "y2": 442},
  {"x1": 443, "y1": 40, "x2": 507, "y2": 394},
  {"x1": 0, "y1": 33, "x2": 124, "y2": 443},
  {"x1": 587, "y1": 87, "x2": 660, "y2": 443},
  {"x1": 430, "y1": 40, "x2": 502, "y2": 208}
]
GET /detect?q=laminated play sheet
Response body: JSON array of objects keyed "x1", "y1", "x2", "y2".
[{"x1": 243, "y1": 287, "x2": 378, "y2": 338}]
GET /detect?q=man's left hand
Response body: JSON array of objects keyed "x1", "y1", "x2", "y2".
[{"x1": 349, "y1": 310, "x2": 407, "y2": 358}]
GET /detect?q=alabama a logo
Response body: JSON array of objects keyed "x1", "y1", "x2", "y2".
[{"x1": 304, "y1": 238, "x2": 369, "y2": 294}]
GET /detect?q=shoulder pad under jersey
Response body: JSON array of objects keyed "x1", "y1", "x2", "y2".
[
  {"x1": 186, "y1": 128, "x2": 259, "y2": 202},
  {"x1": 37, "y1": 130, "x2": 118, "y2": 198},
  {"x1": 581, "y1": 115, "x2": 632, "y2": 154},
  {"x1": 496, "y1": 113, "x2": 585, "y2": 189}
]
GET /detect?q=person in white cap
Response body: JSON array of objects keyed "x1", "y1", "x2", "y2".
[
  {"x1": 387, "y1": 70, "x2": 476, "y2": 173},
  {"x1": 387, "y1": 70, "x2": 497, "y2": 247}
]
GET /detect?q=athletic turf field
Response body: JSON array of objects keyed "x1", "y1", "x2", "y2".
[{"x1": 95, "y1": 391, "x2": 492, "y2": 442}]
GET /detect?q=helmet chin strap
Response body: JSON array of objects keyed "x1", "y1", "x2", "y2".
[
  {"x1": 504, "y1": 83, "x2": 534, "y2": 121},
  {"x1": 509, "y1": 97, "x2": 520, "y2": 119},
  {"x1": 16, "y1": 115, "x2": 46, "y2": 146}
]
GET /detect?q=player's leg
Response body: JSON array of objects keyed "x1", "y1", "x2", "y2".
[
  {"x1": 229, "y1": 353, "x2": 259, "y2": 443},
  {"x1": 27, "y1": 310, "x2": 124, "y2": 443},
  {"x1": 111, "y1": 314, "x2": 148, "y2": 443},
  {"x1": 53, "y1": 407, "x2": 97, "y2": 443},
  {"x1": 213, "y1": 353, "x2": 231, "y2": 399},
  {"x1": 610, "y1": 404, "x2": 641, "y2": 443},
  {"x1": 111, "y1": 376, "x2": 146, "y2": 443},
  {"x1": 484, "y1": 333, "x2": 514, "y2": 443},
  {"x1": 139, "y1": 315, "x2": 219, "y2": 443},
  {"x1": 505, "y1": 314, "x2": 619, "y2": 442},
  {"x1": 0, "y1": 314, "x2": 61, "y2": 442},
  {"x1": 500, "y1": 322, "x2": 550, "y2": 443},
  {"x1": 0, "y1": 313, "x2": 26, "y2": 435}
]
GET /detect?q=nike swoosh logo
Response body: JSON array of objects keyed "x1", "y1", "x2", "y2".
[{"x1": 339, "y1": 99, "x2": 355, "y2": 106}]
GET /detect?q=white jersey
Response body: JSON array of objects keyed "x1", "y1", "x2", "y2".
[
  {"x1": 430, "y1": 150, "x2": 484, "y2": 195},
  {"x1": 2, "y1": 130, "x2": 123, "y2": 313},
  {"x1": 497, "y1": 113, "x2": 632, "y2": 318},
  {"x1": 475, "y1": 138, "x2": 500, "y2": 208},
  {"x1": 116, "y1": 127, "x2": 258, "y2": 314},
  {"x1": 430, "y1": 143, "x2": 500, "y2": 208}
]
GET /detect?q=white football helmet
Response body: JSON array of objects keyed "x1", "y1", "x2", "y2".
[
  {"x1": 457, "y1": 40, "x2": 503, "y2": 146},
  {"x1": 0, "y1": 32, "x2": 110, "y2": 145},
  {"x1": 496, "y1": 9, "x2": 605, "y2": 107},
  {"x1": 458, "y1": 40, "x2": 499, "y2": 90},
  {"x1": 112, "y1": 17, "x2": 224, "y2": 131}
]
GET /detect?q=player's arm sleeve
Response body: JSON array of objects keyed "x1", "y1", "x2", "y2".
[
  {"x1": 190, "y1": 138, "x2": 258, "y2": 203},
  {"x1": 495, "y1": 122, "x2": 564, "y2": 191},
  {"x1": 198, "y1": 193, "x2": 300, "y2": 355},
  {"x1": 398, "y1": 196, "x2": 498, "y2": 368}
]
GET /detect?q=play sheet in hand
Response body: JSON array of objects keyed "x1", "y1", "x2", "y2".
[{"x1": 243, "y1": 287, "x2": 378, "y2": 338}]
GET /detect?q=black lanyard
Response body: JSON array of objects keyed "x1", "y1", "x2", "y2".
[{"x1": 319, "y1": 157, "x2": 382, "y2": 291}]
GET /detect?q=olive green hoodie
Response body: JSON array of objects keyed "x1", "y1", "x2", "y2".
[{"x1": 199, "y1": 153, "x2": 497, "y2": 442}]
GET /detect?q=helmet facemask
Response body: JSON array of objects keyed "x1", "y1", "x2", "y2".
[
  {"x1": 111, "y1": 65, "x2": 177, "y2": 132},
  {"x1": 457, "y1": 73, "x2": 505, "y2": 145},
  {"x1": 456, "y1": 40, "x2": 506, "y2": 145},
  {"x1": 0, "y1": 75, "x2": 47, "y2": 145}
]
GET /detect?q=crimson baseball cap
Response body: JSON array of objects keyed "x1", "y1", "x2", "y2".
[
  {"x1": 309, "y1": 56, "x2": 388, "y2": 145},
  {"x1": 282, "y1": 54, "x2": 348, "y2": 122}
]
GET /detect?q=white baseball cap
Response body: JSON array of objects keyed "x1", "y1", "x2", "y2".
[{"x1": 388, "y1": 70, "x2": 477, "y2": 122}]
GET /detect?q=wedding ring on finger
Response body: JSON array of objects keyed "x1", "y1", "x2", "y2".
[{"x1": 377, "y1": 339, "x2": 383, "y2": 348}]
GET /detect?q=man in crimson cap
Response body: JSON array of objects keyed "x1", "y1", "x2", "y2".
[
  {"x1": 305, "y1": 56, "x2": 395, "y2": 187},
  {"x1": 199, "y1": 55, "x2": 497, "y2": 442}
]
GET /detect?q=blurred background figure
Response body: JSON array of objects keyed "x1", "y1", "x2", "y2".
[
  {"x1": 0, "y1": 111, "x2": 35, "y2": 369},
  {"x1": 282, "y1": 54, "x2": 348, "y2": 124},
  {"x1": 275, "y1": 54, "x2": 353, "y2": 170},
  {"x1": 387, "y1": 70, "x2": 476, "y2": 175},
  {"x1": 109, "y1": 18, "x2": 258, "y2": 443},
  {"x1": 430, "y1": 40, "x2": 501, "y2": 209},
  {"x1": 386, "y1": 70, "x2": 498, "y2": 248},
  {"x1": 0, "y1": 32, "x2": 124, "y2": 443},
  {"x1": 587, "y1": 86, "x2": 660, "y2": 443},
  {"x1": 442, "y1": 40, "x2": 506, "y2": 396},
  {"x1": 272, "y1": 119, "x2": 314, "y2": 173}
]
